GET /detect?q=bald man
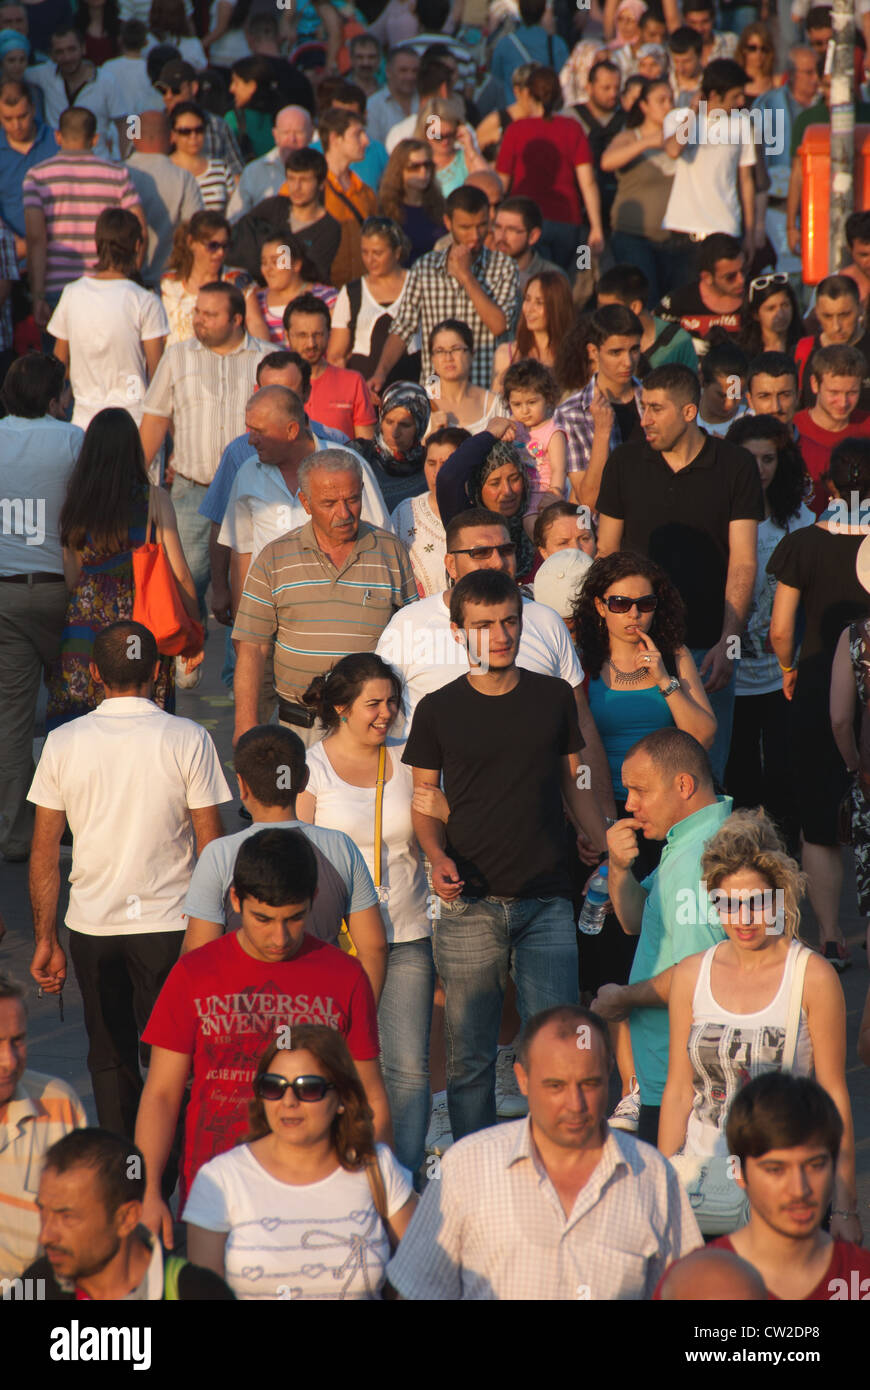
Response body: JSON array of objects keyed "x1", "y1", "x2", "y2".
[
  {"x1": 657, "y1": 1247, "x2": 767, "y2": 1301},
  {"x1": 227, "y1": 106, "x2": 313, "y2": 222},
  {"x1": 126, "y1": 109, "x2": 204, "y2": 285}
]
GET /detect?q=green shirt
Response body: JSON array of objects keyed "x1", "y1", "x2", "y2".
[
  {"x1": 790, "y1": 101, "x2": 870, "y2": 162},
  {"x1": 648, "y1": 316, "x2": 700, "y2": 373},
  {"x1": 629, "y1": 796, "x2": 732, "y2": 1106}
]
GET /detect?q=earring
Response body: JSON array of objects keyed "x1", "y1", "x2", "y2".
[
  {"x1": 341, "y1": 715, "x2": 347, "y2": 724},
  {"x1": 337, "y1": 1105, "x2": 345, "y2": 1113}
]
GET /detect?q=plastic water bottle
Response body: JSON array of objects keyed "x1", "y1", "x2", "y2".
[{"x1": 578, "y1": 864, "x2": 609, "y2": 936}]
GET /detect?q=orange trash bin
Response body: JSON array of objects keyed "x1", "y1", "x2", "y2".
[{"x1": 799, "y1": 124, "x2": 870, "y2": 285}]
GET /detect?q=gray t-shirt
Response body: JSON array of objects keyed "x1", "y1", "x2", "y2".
[
  {"x1": 183, "y1": 819, "x2": 378, "y2": 943},
  {"x1": 126, "y1": 152, "x2": 204, "y2": 285}
]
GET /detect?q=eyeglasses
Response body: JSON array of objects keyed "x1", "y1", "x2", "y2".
[
  {"x1": 201, "y1": 239, "x2": 229, "y2": 253},
  {"x1": 254, "y1": 1073, "x2": 336, "y2": 1103},
  {"x1": 174, "y1": 124, "x2": 204, "y2": 135},
  {"x1": 604, "y1": 593, "x2": 658, "y2": 613},
  {"x1": 449, "y1": 543, "x2": 516, "y2": 560},
  {"x1": 749, "y1": 271, "x2": 789, "y2": 300},
  {"x1": 432, "y1": 345, "x2": 470, "y2": 357}
]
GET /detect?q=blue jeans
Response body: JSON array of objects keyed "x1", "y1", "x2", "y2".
[
  {"x1": 377, "y1": 937, "x2": 435, "y2": 1174},
  {"x1": 433, "y1": 894, "x2": 579, "y2": 1141},
  {"x1": 170, "y1": 475, "x2": 211, "y2": 620},
  {"x1": 609, "y1": 232, "x2": 687, "y2": 309},
  {"x1": 539, "y1": 219, "x2": 581, "y2": 274},
  {"x1": 690, "y1": 644, "x2": 737, "y2": 788}
]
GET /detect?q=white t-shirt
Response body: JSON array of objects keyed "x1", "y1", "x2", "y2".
[
  {"x1": 695, "y1": 404, "x2": 748, "y2": 438},
  {"x1": 99, "y1": 56, "x2": 165, "y2": 115},
  {"x1": 27, "y1": 698, "x2": 232, "y2": 934},
  {"x1": 207, "y1": 1, "x2": 251, "y2": 64},
  {"x1": 662, "y1": 107, "x2": 756, "y2": 239},
  {"x1": 0, "y1": 416, "x2": 83, "y2": 577},
  {"x1": 305, "y1": 739, "x2": 430, "y2": 944},
  {"x1": 219, "y1": 442, "x2": 392, "y2": 559},
  {"x1": 47, "y1": 278, "x2": 169, "y2": 430},
  {"x1": 737, "y1": 504, "x2": 815, "y2": 696},
  {"x1": 183, "y1": 1141, "x2": 412, "y2": 1300},
  {"x1": 376, "y1": 592, "x2": 584, "y2": 732},
  {"x1": 143, "y1": 34, "x2": 208, "y2": 69},
  {"x1": 331, "y1": 277, "x2": 421, "y2": 359},
  {"x1": 390, "y1": 491, "x2": 446, "y2": 598}
]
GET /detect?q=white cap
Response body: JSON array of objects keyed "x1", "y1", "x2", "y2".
[{"x1": 533, "y1": 549, "x2": 593, "y2": 620}]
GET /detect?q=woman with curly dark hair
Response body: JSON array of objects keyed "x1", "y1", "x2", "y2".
[
  {"x1": 571, "y1": 551, "x2": 715, "y2": 1130},
  {"x1": 736, "y1": 273, "x2": 805, "y2": 360},
  {"x1": 723, "y1": 414, "x2": 814, "y2": 847},
  {"x1": 184, "y1": 1025, "x2": 417, "y2": 1299}
]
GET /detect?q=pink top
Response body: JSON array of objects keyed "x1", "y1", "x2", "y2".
[{"x1": 514, "y1": 417, "x2": 562, "y2": 511}]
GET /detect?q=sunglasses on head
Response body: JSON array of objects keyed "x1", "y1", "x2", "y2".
[
  {"x1": 749, "y1": 271, "x2": 789, "y2": 300},
  {"x1": 604, "y1": 593, "x2": 658, "y2": 613},
  {"x1": 449, "y1": 542, "x2": 516, "y2": 560},
  {"x1": 254, "y1": 1073, "x2": 336, "y2": 1103}
]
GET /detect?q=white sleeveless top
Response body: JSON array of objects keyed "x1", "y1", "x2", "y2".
[
  {"x1": 305, "y1": 738, "x2": 430, "y2": 945},
  {"x1": 684, "y1": 939, "x2": 814, "y2": 1159}
]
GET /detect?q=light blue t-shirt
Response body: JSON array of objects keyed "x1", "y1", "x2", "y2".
[
  {"x1": 199, "y1": 422, "x2": 348, "y2": 526},
  {"x1": 629, "y1": 796, "x2": 732, "y2": 1106},
  {"x1": 183, "y1": 818, "x2": 378, "y2": 944}
]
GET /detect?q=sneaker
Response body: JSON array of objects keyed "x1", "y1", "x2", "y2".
[
  {"x1": 495, "y1": 1046, "x2": 528, "y2": 1118},
  {"x1": 424, "y1": 1091, "x2": 454, "y2": 1156},
  {"x1": 609, "y1": 1078, "x2": 641, "y2": 1132},
  {"x1": 823, "y1": 941, "x2": 851, "y2": 973},
  {"x1": 175, "y1": 656, "x2": 203, "y2": 690}
]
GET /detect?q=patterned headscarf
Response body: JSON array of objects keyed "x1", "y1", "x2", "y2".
[
  {"x1": 370, "y1": 380, "x2": 431, "y2": 476},
  {"x1": 471, "y1": 438, "x2": 535, "y2": 579},
  {"x1": 560, "y1": 39, "x2": 607, "y2": 107}
]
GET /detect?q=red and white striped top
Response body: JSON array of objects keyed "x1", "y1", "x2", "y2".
[{"x1": 22, "y1": 152, "x2": 142, "y2": 299}]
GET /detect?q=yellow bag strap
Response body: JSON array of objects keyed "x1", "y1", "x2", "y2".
[{"x1": 373, "y1": 744, "x2": 386, "y2": 889}]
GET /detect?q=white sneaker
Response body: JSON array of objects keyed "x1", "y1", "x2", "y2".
[
  {"x1": 495, "y1": 1045, "x2": 528, "y2": 1118},
  {"x1": 424, "y1": 1091, "x2": 454, "y2": 1156},
  {"x1": 175, "y1": 656, "x2": 203, "y2": 690},
  {"x1": 609, "y1": 1078, "x2": 641, "y2": 1132}
]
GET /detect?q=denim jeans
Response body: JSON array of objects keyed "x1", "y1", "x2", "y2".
[
  {"x1": 170, "y1": 475, "x2": 211, "y2": 619},
  {"x1": 690, "y1": 644, "x2": 737, "y2": 788},
  {"x1": 433, "y1": 894, "x2": 579, "y2": 1141},
  {"x1": 609, "y1": 232, "x2": 688, "y2": 309},
  {"x1": 377, "y1": 936, "x2": 435, "y2": 1174}
]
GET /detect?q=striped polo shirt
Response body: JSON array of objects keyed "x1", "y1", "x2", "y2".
[
  {"x1": 233, "y1": 520, "x2": 418, "y2": 701},
  {"x1": 1, "y1": 1070, "x2": 87, "y2": 1279},
  {"x1": 22, "y1": 153, "x2": 142, "y2": 299}
]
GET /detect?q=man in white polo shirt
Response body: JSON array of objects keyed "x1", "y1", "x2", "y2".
[
  {"x1": 27, "y1": 621, "x2": 231, "y2": 1143},
  {"x1": 376, "y1": 506, "x2": 614, "y2": 814}
]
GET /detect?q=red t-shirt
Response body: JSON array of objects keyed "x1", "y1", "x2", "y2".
[
  {"x1": 496, "y1": 116, "x2": 592, "y2": 225},
  {"x1": 794, "y1": 408, "x2": 870, "y2": 515},
  {"x1": 308, "y1": 363, "x2": 377, "y2": 438},
  {"x1": 142, "y1": 932, "x2": 379, "y2": 1199},
  {"x1": 710, "y1": 1236, "x2": 870, "y2": 1300}
]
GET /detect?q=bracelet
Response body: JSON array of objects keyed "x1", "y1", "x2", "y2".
[
  {"x1": 831, "y1": 1207, "x2": 859, "y2": 1217},
  {"x1": 605, "y1": 816, "x2": 619, "y2": 829},
  {"x1": 778, "y1": 662, "x2": 796, "y2": 673}
]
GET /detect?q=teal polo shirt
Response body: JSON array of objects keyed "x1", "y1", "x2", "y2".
[{"x1": 629, "y1": 795, "x2": 732, "y2": 1106}]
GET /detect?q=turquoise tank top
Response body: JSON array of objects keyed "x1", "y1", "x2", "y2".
[{"x1": 587, "y1": 677, "x2": 676, "y2": 800}]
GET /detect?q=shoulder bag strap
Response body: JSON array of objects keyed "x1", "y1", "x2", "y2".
[
  {"x1": 145, "y1": 484, "x2": 157, "y2": 545},
  {"x1": 373, "y1": 743, "x2": 386, "y2": 890},
  {"x1": 365, "y1": 1154, "x2": 397, "y2": 1253},
  {"x1": 329, "y1": 175, "x2": 365, "y2": 225},
  {"x1": 782, "y1": 945, "x2": 811, "y2": 1072},
  {"x1": 347, "y1": 277, "x2": 364, "y2": 344},
  {"x1": 509, "y1": 31, "x2": 532, "y2": 62}
]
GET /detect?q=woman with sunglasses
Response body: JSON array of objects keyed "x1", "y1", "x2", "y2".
[
  {"x1": 413, "y1": 96, "x2": 487, "y2": 198},
  {"x1": 658, "y1": 808, "x2": 859, "y2": 1244},
  {"x1": 737, "y1": 272, "x2": 804, "y2": 359},
  {"x1": 735, "y1": 22, "x2": 776, "y2": 99},
  {"x1": 169, "y1": 101, "x2": 237, "y2": 215},
  {"x1": 245, "y1": 233, "x2": 336, "y2": 343},
  {"x1": 378, "y1": 138, "x2": 445, "y2": 266},
  {"x1": 161, "y1": 210, "x2": 251, "y2": 346},
  {"x1": 184, "y1": 1025, "x2": 417, "y2": 1299},
  {"x1": 296, "y1": 654, "x2": 435, "y2": 1178},
  {"x1": 327, "y1": 218, "x2": 421, "y2": 384},
  {"x1": 570, "y1": 551, "x2": 715, "y2": 1128}
]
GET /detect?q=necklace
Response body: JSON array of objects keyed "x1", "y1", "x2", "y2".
[{"x1": 609, "y1": 657, "x2": 650, "y2": 686}]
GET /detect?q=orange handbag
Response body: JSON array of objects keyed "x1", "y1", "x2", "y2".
[{"x1": 132, "y1": 487, "x2": 204, "y2": 658}]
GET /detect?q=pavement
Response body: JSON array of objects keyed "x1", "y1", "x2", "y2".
[{"x1": 2, "y1": 619, "x2": 869, "y2": 1234}]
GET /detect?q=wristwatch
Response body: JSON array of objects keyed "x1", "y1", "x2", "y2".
[{"x1": 658, "y1": 677, "x2": 680, "y2": 698}]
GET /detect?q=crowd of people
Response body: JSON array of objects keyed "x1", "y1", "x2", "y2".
[{"x1": 1, "y1": 0, "x2": 870, "y2": 1306}]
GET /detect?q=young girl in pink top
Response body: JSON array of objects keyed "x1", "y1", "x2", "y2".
[{"x1": 503, "y1": 359, "x2": 568, "y2": 537}]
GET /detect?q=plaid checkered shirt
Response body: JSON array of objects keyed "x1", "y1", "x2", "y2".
[
  {"x1": 388, "y1": 245, "x2": 520, "y2": 388},
  {"x1": 554, "y1": 374, "x2": 645, "y2": 475}
]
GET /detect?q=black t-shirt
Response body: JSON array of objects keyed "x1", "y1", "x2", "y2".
[
  {"x1": 228, "y1": 198, "x2": 341, "y2": 284},
  {"x1": 612, "y1": 399, "x2": 640, "y2": 445},
  {"x1": 654, "y1": 283, "x2": 742, "y2": 350},
  {"x1": 403, "y1": 669, "x2": 582, "y2": 898},
  {"x1": 597, "y1": 431, "x2": 765, "y2": 648}
]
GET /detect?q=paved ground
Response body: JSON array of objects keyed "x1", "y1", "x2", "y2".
[{"x1": 2, "y1": 619, "x2": 869, "y2": 1233}]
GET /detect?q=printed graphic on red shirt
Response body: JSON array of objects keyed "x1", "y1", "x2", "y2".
[{"x1": 142, "y1": 933, "x2": 379, "y2": 1199}]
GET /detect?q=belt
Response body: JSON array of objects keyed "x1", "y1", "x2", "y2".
[{"x1": 0, "y1": 571, "x2": 64, "y2": 584}]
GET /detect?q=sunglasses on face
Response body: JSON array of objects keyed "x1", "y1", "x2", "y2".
[
  {"x1": 201, "y1": 240, "x2": 229, "y2": 253},
  {"x1": 742, "y1": 42, "x2": 770, "y2": 52},
  {"x1": 407, "y1": 160, "x2": 434, "y2": 170},
  {"x1": 604, "y1": 593, "x2": 658, "y2": 613},
  {"x1": 449, "y1": 543, "x2": 516, "y2": 560},
  {"x1": 749, "y1": 271, "x2": 789, "y2": 299},
  {"x1": 254, "y1": 1073, "x2": 336, "y2": 1103},
  {"x1": 175, "y1": 124, "x2": 204, "y2": 135}
]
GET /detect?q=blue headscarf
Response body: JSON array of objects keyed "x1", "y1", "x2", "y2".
[{"x1": 0, "y1": 29, "x2": 28, "y2": 60}]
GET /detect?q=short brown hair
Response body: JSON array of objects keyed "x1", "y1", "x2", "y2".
[
  {"x1": 725, "y1": 1073, "x2": 843, "y2": 1167},
  {"x1": 517, "y1": 1005, "x2": 613, "y2": 1069},
  {"x1": 809, "y1": 344, "x2": 868, "y2": 384}
]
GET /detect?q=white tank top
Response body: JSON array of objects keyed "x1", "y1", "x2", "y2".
[
  {"x1": 684, "y1": 939, "x2": 814, "y2": 1158},
  {"x1": 305, "y1": 738, "x2": 430, "y2": 945}
]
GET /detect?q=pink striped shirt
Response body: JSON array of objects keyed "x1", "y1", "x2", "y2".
[{"x1": 22, "y1": 152, "x2": 142, "y2": 299}]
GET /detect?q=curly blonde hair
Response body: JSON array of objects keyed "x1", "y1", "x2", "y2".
[{"x1": 700, "y1": 809, "x2": 807, "y2": 941}]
